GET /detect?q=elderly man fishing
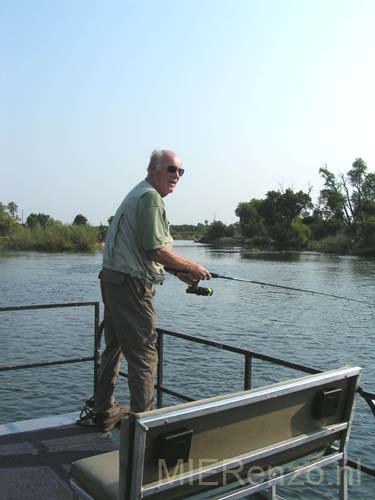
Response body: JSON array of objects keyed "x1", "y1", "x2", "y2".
[{"x1": 93, "y1": 149, "x2": 211, "y2": 431}]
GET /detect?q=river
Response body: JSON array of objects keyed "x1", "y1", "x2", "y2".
[{"x1": 0, "y1": 242, "x2": 374, "y2": 498}]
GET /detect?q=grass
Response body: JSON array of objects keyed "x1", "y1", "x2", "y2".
[{"x1": 0, "y1": 223, "x2": 98, "y2": 252}]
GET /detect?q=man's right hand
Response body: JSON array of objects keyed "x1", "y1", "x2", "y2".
[
  {"x1": 147, "y1": 247, "x2": 211, "y2": 281},
  {"x1": 189, "y1": 264, "x2": 211, "y2": 281}
]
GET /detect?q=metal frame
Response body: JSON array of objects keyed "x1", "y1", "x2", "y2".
[
  {"x1": 153, "y1": 328, "x2": 375, "y2": 480},
  {"x1": 143, "y1": 366, "x2": 361, "y2": 428},
  {"x1": 126, "y1": 367, "x2": 361, "y2": 500},
  {"x1": 0, "y1": 302, "x2": 101, "y2": 394},
  {"x1": 141, "y1": 425, "x2": 347, "y2": 497},
  {"x1": 154, "y1": 328, "x2": 320, "y2": 408},
  {"x1": 1, "y1": 304, "x2": 374, "y2": 483},
  {"x1": 69, "y1": 478, "x2": 95, "y2": 500},
  {"x1": 201, "y1": 453, "x2": 344, "y2": 500}
]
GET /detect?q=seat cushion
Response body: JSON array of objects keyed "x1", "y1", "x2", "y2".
[{"x1": 70, "y1": 450, "x2": 119, "y2": 500}]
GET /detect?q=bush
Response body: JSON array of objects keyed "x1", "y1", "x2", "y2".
[
  {"x1": 289, "y1": 219, "x2": 312, "y2": 248},
  {"x1": 3, "y1": 222, "x2": 97, "y2": 252},
  {"x1": 354, "y1": 216, "x2": 375, "y2": 249},
  {"x1": 309, "y1": 232, "x2": 352, "y2": 254}
]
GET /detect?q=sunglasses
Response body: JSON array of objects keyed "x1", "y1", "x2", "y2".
[{"x1": 167, "y1": 165, "x2": 185, "y2": 176}]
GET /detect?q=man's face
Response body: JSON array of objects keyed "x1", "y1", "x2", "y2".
[{"x1": 151, "y1": 153, "x2": 183, "y2": 197}]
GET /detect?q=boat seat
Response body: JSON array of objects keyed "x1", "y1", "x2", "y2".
[
  {"x1": 70, "y1": 450, "x2": 119, "y2": 500},
  {"x1": 69, "y1": 366, "x2": 361, "y2": 500}
]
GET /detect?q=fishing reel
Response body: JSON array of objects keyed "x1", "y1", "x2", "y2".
[{"x1": 186, "y1": 281, "x2": 213, "y2": 297}]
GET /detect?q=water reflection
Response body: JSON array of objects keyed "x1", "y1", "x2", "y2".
[{"x1": 240, "y1": 250, "x2": 303, "y2": 262}]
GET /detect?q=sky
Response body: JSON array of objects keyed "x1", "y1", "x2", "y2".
[{"x1": 2, "y1": 0, "x2": 375, "y2": 226}]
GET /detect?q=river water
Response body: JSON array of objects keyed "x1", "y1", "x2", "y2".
[{"x1": 0, "y1": 242, "x2": 374, "y2": 498}]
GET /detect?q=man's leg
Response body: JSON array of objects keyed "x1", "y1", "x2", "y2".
[
  {"x1": 94, "y1": 303, "x2": 124, "y2": 416},
  {"x1": 108, "y1": 275, "x2": 158, "y2": 413},
  {"x1": 94, "y1": 269, "x2": 127, "y2": 417},
  {"x1": 125, "y1": 330, "x2": 158, "y2": 413}
]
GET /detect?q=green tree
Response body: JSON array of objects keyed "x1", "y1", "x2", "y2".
[
  {"x1": 319, "y1": 158, "x2": 374, "y2": 224},
  {"x1": 205, "y1": 220, "x2": 229, "y2": 240},
  {"x1": 7, "y1": 201, "x2": 19, "y2": 220},
  {"x1": 26, "y1": 213, "x2": 53, "y2": 228},
  {"x1": 0, "y1": 201, "x2": 20, "y2": 235},
  {"x1": 259, "y1": 189, "x2": 312, "y2": 226},
  {"x1": 235, "y1": 188, "x2": 312, "y2": 248},
  {"x1": 317, "y1": 158, "x2": 375, "y2": 252},
  {"x1": 319, "y1": 159, "x2": 375, "y2": 227},
  {"x1": 73, "y1": 214, "x2": 88, "y2": 225},
  {"x1": 290, "y1": 218, "x2": 312, "y2": 248},
  {"x1": 346, "y1": 158, "x2": 375, "y2": 222},
  {"x1": 319, "y1": 166, "x2": 351, "y2": 225},
  {"x1": 235, "y1": 199, "x2": 264, "y2": 238},
  {"x1": 302, "y1": 208, "x2": 341, "y2": 240}
]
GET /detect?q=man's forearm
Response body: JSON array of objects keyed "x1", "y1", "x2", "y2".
[{"x1": 147, "y1": 247, "x2": 195, "y2": 273}]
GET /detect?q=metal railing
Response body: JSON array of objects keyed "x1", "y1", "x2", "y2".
[
  {"x1": 155, "y1": 327, "x2": 320, "y2": 406},
  {"x1": 153, "y1": 328, "x2": 375, "y2": 480},
  {"x1": 0, "y1": 302, "x2": 101, "y2": 395},
  {"x1": 1, "y1": 302, "x2": 374, "y2": 479}
]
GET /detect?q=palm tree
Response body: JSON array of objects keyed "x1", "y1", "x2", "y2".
[{"x1": 7, "y1": 201, "x2": 19, "y2": 220}]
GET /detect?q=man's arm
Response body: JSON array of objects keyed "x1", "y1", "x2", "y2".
[{"x1": 147, "y1": 247, "x2": 211, "y2": 282}]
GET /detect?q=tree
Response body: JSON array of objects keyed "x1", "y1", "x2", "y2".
[
  {"x1": 318, "y1": 158, "x2": 375, "y2": 227},
  {"x1": 235, "y1": 188, "x2": 312, "y2": 248},
  {"x1": 346, "y1": 158, "x2": 375, "y2": 221},
  {"x1": 7, "y1": 201, "x2": 19, "y2": 220},
  {"x1": 205, "y1": 220, "x2": 232, "y2": 240},
  {"x1": 235, "y1": 199, "x2": 264, "y2": 238},
  {"x1": 319, "y1": 166, "x2": 350, "y2": 225},
  {"x1": 259, "y1": 189, "x2": 312, "y2": 226},
  {"x1": 0, "y1": 202, "x2": 19, "y2": 235},
  {"x1": 73, "y1": 214, "x2": 88, "y2": 225},
  {"x1": 26, "y1": 213, "x2": 53, "y2": 228}
]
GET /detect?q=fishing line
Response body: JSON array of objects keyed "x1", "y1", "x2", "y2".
[
  {"x1": 211, "y1": 272, "x2": 375, "y2": 307},
  {"x1": 166, "y1": 268, "x2": 375, "y2": 307}
]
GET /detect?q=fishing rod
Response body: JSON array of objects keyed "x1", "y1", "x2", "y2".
[{"x1": 166, "y1": 268, "x2": 375, "y2": 307}]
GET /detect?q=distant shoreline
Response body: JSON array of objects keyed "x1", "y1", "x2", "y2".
[{"x1": 1, "y1": 237, "x2": 375, "y2": 258}]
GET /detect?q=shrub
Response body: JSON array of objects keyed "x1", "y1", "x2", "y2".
[
  {"x1": 290, "y1": 219, "x2": 312, "y2": 248},
  {"x1": 309, "y1": 232, "x2": 352, "y2": 254},
  {"x1": 2, "y1": 222, "x2": 97, "y2": 252}
]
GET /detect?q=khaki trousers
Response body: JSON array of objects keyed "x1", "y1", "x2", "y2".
[{"x1": 95, "y1": 268, "x2": 158, "y2": 414}]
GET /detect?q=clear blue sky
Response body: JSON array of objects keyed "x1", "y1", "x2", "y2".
[{"x1": 2, "y1": 0, "x2": 374, "y2": 225}]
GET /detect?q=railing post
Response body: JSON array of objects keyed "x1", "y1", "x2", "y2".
[
  {"x1": 157, "y1": 330, "x2": 164, "y2": 409},
  {"x1": 244, "y1": 354, "x2": 252, "y2": 390},
  {"x1": 93, "y1": 303, "x2": 100, "y2": 399},
  {"x1": 339, "y1": 453, "x2": 348, "y2": 500}
]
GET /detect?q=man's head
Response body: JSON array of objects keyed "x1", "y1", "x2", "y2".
[{"x1": 147, "y1": 149, "x2": 184, "y2": 197}]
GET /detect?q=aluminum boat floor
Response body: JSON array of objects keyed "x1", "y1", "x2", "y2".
[
  {"x1": 0, "y1": 413, "x2": 118, "y2": 500},
  {"x1": 0, "y1": 414, "x2": 279, "y2": 500}
]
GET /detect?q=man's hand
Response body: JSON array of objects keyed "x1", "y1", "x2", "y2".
[
  {"x1": 188, "y1": 263, "x2": 211, "y2": 281},
  {"x1": 147, "y1": 247, "x2": 211, "y2": 281},
  {"x1": 176, "y1": 272, "x2": 196, "y2": 285}
]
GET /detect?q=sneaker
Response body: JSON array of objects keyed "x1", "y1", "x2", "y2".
[
  {"x1": 95, "y1": 405, "x2": 131, "y2": 432},
  {"x1": 76, "y1": 397, "x2": 96, "y2": 427}
]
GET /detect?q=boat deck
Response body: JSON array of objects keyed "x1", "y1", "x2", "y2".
[
  {"x1": 0, "y1": 413, "x2": 273, "y2": 500},
  {"x1": 0, "y1": 413, "x2": 118, "y2": 500}
]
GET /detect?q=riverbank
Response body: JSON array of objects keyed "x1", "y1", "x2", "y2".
[
  {"x1": 196, "y1": 235, "x2": 375, "y2": 257},
  {"x1": 0, "y1": 223, "x2": 98, "y2": 253},
  {"x1": 2, "y1": 233, "x2": 375, "y2": 258}
]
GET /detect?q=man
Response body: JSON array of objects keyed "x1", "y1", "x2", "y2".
[{"x1": 94, "y1": 149, "x2": 211, "y2": 431}]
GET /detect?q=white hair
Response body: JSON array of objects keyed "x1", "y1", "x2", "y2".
[{"x1": 147, "y1": 150, "x2": 163, "y2": 172}]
